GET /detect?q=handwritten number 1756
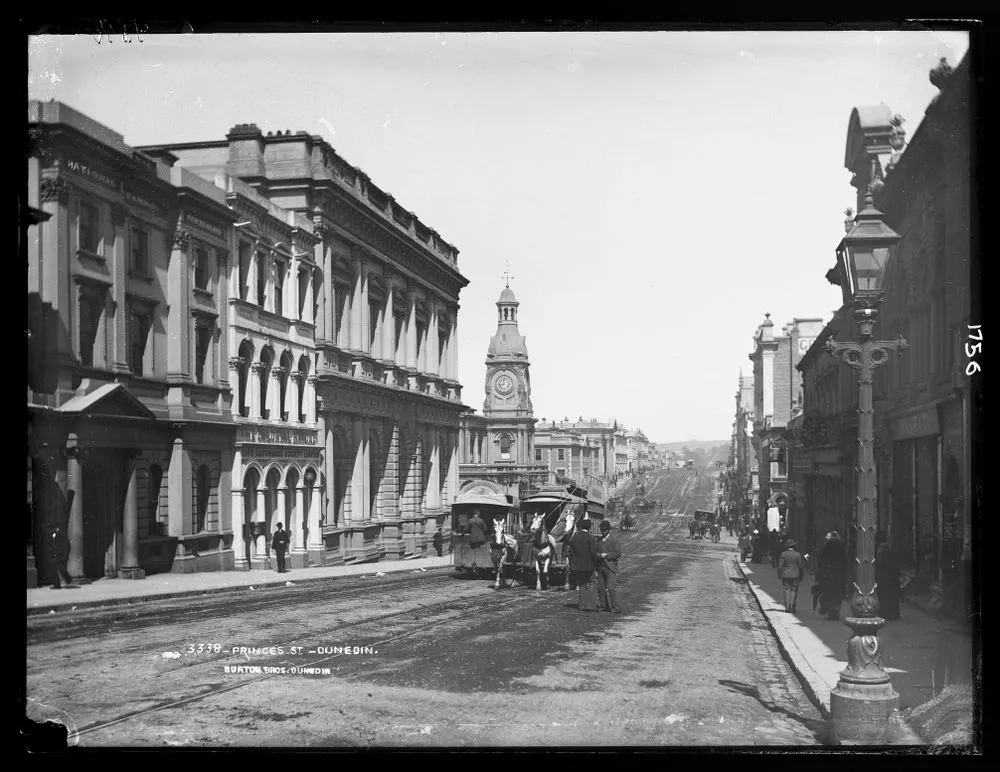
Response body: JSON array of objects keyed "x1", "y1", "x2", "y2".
[{"x1": 965, "y1": 325, "x2": 982, "y2": 376}]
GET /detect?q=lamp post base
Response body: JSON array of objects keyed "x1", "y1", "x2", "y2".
[
  {"x1": 830, "y1": 680, "x2": 899, "y2": 743},
  {"x1": 829, "y1": 615, "x2": 899, "y2": 743}
]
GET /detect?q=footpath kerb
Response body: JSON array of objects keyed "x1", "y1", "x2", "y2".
[{"x1": 27, "y1": 553, "x2": 455, "y2": 615}]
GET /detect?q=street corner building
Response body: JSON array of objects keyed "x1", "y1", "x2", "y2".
[{"x1": 26, "y1": 102, "x2": 469, "y2": 586}]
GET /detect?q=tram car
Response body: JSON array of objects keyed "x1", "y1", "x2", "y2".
[
  {"x1": 451, "y1": 480, "x2": 520, "y2": 578},
  {"x1": 518, "y1": 480, "x2": 606, "y2": 586}
]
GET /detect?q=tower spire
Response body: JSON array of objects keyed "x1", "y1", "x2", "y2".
[{"x1": 502, "y1": 261, "x2": 514, "y2": 288}]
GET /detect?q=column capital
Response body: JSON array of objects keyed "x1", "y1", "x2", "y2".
[
  {"x1": 40, "y1": 176, "x2": 72, "y2": 204},
  {"x1": 312, "y1": 218, "x2": 330, "y2": 239},
  {"x1": 350, "y1": 245, "x2": 368, "y2": 267},
  {"x1": 172, "y1": 228, "x2": 192, "y2": 252},
  {"x1": 228, "y1": 356, "x2": 242, "y2": 371}
]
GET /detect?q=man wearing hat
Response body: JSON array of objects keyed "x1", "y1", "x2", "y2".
[
  {"x1": 596, "y1": 520, "x2": 623, "y2": 613},
  {"x1": 776, "y1": 536, "x2": 806, "y2": 613},
  {"x1": 568, "y1": 519, "x2": 601, "y2": 612}
]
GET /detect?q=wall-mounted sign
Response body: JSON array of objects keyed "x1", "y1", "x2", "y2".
[
  {"x1": 63, "y1": 159, "x2": 117, "y2": 190},
  {"x1": 61, "y1": 156, "x2": 165, "y2": 215},
  {"x1": 236, "y1": 425, "x2": 317, "y2": 446},
  {"x1": 891, "y1": 406, "x2": 940, "y2": 441},
  {"x1": 183, "y1": 212, "x2": 226, "y2": 239}
]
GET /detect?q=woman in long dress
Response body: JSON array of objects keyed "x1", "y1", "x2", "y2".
[{"x1": 816, "y1": 531, "x2": 847, "y2": 620}]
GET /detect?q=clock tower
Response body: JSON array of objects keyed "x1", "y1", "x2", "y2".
[{"x1": 482, "y1": 279, "x2": 536, "y2": 464}]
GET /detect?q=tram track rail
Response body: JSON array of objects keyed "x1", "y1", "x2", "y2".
[
  {"x1": 47, "y1": 468, "x2": 714, "y2": 744},
  {"x1": 27, "y1": 566, "x2": 459, "y2": 645},
  {"x1": 55, "y1": 569, "x2": 610, "y2": 743}
]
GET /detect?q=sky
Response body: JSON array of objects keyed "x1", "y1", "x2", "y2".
[{"x1": 28, "y1": 29, "x2": 971, "y2": 444}]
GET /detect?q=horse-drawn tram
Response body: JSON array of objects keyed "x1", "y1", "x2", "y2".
[
  {"x1": 451, "y1": 480, "x2": 521, "y2": 587},
  {"x1": 519, "y1": 481, "x2": 605, "y2": 590}
]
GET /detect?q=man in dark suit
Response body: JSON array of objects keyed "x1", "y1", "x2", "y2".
[
  {"x1": 272, "y1": 522, "x2": 290, "y2": 573},
  {"x1": 49, "y1": 525, "x2": 73, "y2": 589},
  {"x1": 776, "y1": 537, "x2": 806, "y2": 613},
  {"x1": 596, "y1": 520, "x2": 623, "y2": 613},
  {"x1": 568, "y1": 519, "x2": 601, "y2": 611}
]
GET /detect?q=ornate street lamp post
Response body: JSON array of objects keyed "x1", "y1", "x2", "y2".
[{"x1": 825, "y1": 190, "x2": 908, "y2": 742}]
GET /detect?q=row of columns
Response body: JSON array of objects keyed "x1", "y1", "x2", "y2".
[
  {"x1": 235, "y1": 241, "x2": 318, "y2": 326},
  {"x1": 56, "y1": 435, "x2": 146, "y2": 580},
  {"x1": 316, "y1": 249, "x2": 459, "y2": 381},
  {"x1": 460, "y1": 428, "x2": 488, "y2": 465},
  {"x1": 230, "y1": 357, "x2": 317, "y2": 425},
  {"x1": 317, "y1": 415, "x2": 460, "y2": 527},
  {"x1": 229, "y1": 450, "x2": 324, "y2": 569}
]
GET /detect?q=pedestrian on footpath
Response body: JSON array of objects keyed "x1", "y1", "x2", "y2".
[
  {"x1": 751, "y1": 529, "x2": 765, "y2": 563},
  {"x1": 432, "y1": 527, "x2": 444, "y2": 557},
  {"x1": 777, "y1": 537, "x2": 805, "y2": 613},
  {"x1": 769, "y1": 528, "x2": 782, "y2": 568},
  {"x1": 816, "y1": 531, "x2": 846, "y2": 620},
  {"x1": 272, "y1": 522, "x2": 290, "y2": 573},
  {"x1": 596, "y1": 520, "x2": 623, "y2": 613},
  {"x1": 874, "y1": 530, "x2": 902, "y2": 621},
  {"x1": 568, "y1": 519, "x2": 601, "y2": 612},
  {"x1": 49, "y1": 524, "x2": 73, "y2": 589}
]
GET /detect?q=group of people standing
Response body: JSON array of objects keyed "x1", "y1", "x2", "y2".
[
  {"x1": 568, "y1": 519, "x2": 623, "y2": 613},
  {"x1": 749, "y1": 528, "x2": 902, "y2": 620}
]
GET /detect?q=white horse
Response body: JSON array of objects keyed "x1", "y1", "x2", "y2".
[
  {"x1": 529, "y1": 513, "x2": 560, "y2": 591},
  {"x1": 490, "y1": 517, "x2": 518, "y2": 590},
  {"x1": 547, "y1": 509, "x2": 578, "y2": 591}
]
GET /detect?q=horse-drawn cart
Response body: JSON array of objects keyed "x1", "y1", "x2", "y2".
[
  {"x1": 452, "y1": 480, "x2": 520, "y2": 586},
  {"x1": 519, "y1": 481, "x2": 606, "y2": 590}
]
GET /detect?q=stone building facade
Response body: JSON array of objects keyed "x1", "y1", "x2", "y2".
[
  {"x1": 748, "y1": 314, "x2": 824, "y2": 522},
  {"x1": 139, "y1": 124, "x2": 470, "y2": 565},
  {"x1": 725, "y1": 372, "x2": 757, "y2": 514},
  {"x1": 27, "y1": 102, "x2": 471, "y2": 585},
  {"x1": 27, "y1": 101, "x2": 238, "y2": 585}
]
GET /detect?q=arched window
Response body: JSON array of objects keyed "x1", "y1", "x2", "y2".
[
  {"x1": 273, "y1": 261, "x2": 285, "y2": 317},
  {"x1": 148, "y1": 464, "x2": 163, "y2": 536},
  {"x1": 238, "y1": 341, "x2": 253, "y2": 417},
  {"x1": 238, "y1": 241, "x2": 252, "y2": 301},
  {"x1": 195, "y1": 464, "x2": 210, "y2": 533},
  {"x1": 259, "y1": 347, "x2": 273, "y2": 419},
  {"x1": 500, "y1": 433, "x2": 512, "y2": 461},
  {"x1": 279, "y1": 351, "x2": 293, "y2": 421},
  {"x1": 297, "y1": 356, "x2": 309, "y2": 423},
  {"x1": 256, "y1": 251, "x2": 267, "y2": 308}
]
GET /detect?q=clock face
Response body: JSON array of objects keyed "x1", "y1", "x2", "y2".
[
  {"x1": 799, "y1": 337, "x2": 815, "y2": 353},
  {"x1": 495, "y1": 374, "x2": 514, "y2": 394}
]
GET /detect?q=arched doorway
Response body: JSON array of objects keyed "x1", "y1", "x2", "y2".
[
  {"x1": 285, "y1": 466, "x2": 301, "y2": 552},
  {"x1": 263, "y1": 467, "x2": 281, "y2": 563},
  {"x1": 243, "y1": 467, "x2": 261, "y2": 566}
]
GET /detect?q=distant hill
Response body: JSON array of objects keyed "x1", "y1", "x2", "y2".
[{"x1": 658, "y1": 440, "x2": 728, "y2": 453}]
